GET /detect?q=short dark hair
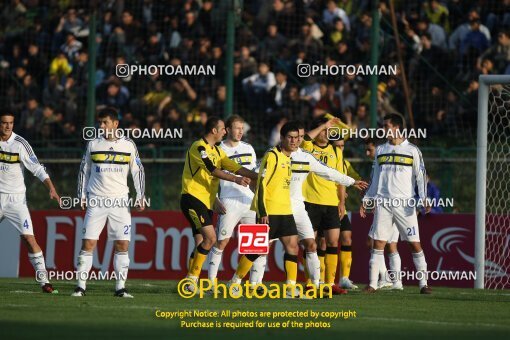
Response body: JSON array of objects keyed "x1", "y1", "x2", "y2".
[
  {"x1": 0, "y1": 111, "x2": 15, "y2": 118},
  {"x1": 98, "y1": 107, "x2": 120, "y2": 121},
  {"x1": 205, "y1": 116, "x2": 223, "y2": 133},
  {"x1": 383, "y1": 113, "x2": 405, "y2": 129},
  {"x1": 295, "y1": 120, "x2": 306, "y2": 130},
  {"x1": 364, "y1": 137, "x2": 376, "y2": 146},
  {"x1": 225, "y1": 114, "x2": 244, "y2": 129},
  {"x1": 310, "y1": 115, "x2": 329, "y2": 130},
  {"x1": 280, "y1": 121, "x2": 300, "y2": 137}
]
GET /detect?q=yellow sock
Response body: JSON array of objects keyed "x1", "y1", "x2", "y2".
[
  {"x1": 318, "y1": 250, "x2": 326, "y2": 283},
  {"x1": 325, "y1": 247, "x2": 338, "y2": 284},
  {"x1": 188, "y1": 252, "x2": 194, "y2": 270},
  {"x1": 284, "y1": 254, "x2": 298, "y2": 283},
  {"x1": 188, "y1": 245, "x2": 209, "y2": 278},
  {"x1": 340, "y1": 246, "x2": 352, "y2": 278},
  {"x1": 235, "y1": 255, "x2": 255, "y2": 279}
]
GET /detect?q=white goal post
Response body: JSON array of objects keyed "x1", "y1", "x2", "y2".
[{"x1": 475, "y1": 75, "x2": 510, "y2": 289}]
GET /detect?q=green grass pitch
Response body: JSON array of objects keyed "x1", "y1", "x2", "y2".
[{"x1": 0, "y1": 278, "x2": 509, "y2": 339}]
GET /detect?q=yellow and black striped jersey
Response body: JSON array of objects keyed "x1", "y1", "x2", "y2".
[
  {"x1": 251, "y1": 146, "x2": 292, "y2": 216},
  {"x1": 78, "y1": 136, "x2": 145, "y2": 200},
  {"x1": 301, "y1": 137, "x2": 345, "y2": 206},
  {"x1": 181, "y1": 138, "x2": 242, "y2": 209}
]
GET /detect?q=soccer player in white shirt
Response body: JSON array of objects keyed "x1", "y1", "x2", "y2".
[
  {"x1": 363, "y1": 138, "x2": 402, "y2": 290},
  {"x1": 0, "y1": 111, "x2": 60, "y2": 293},
  {"x1": 72, "y1": 108, "x2": 145, "y2": 298},
  {"x1": 207, "y1": 115, "x2": 258, "y2": 284},
  {"x1": 361, "y1": 114, "x2": 432, "y2": 294},
  {"x1": 248, "y1": 122, "x2": 368, "y2": 290}
]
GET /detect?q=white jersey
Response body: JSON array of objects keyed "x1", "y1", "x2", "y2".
[
  {"x1": 77, "y1": 136, "x2": 145, "y2": 199},
  {"x1": 290, "y1": 148, "x2": 355, "y2": 202},
  {"x1": 364, "y1": 139, "x2": 426, "y2": 201},
  {"x1": 0, "y1": 132, "x2": 49, "y2": 194},
  {"x1": 218, "y1": 140, "x2": 256, "y2": 199}
]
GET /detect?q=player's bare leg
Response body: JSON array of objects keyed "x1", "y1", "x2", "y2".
[
  {"x1": 186, "y1": 225, "x2": 216, "y2": 287},
  {"x1": 21, "y1": 235, "x2": 57, "y2": 293},
  {"x1": 408, "y1": 241, "x2": 432, "y2": 294},
  {"x1": 113, "y1": 240, "x2": 132, "y2": 298},
  {"x1": 189, "y1": 233, "x2": 203, "y2": 270},
  {"x1": 280, "y1": 235, "x2": 305, "y2": 298},
  {"x1": 339, "y1": 230, "x2": 358, "y2": 289},
  {"x1": 72, "y1": 239, "x2": 96, "y2": 296},
  {"x1": 324, "y1": 228, "x2": 347, "y2": 294},
  {"x1": 387, "y1": 242, "x2": 403, "y2": 290}
]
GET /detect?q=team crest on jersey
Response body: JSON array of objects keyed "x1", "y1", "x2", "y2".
[
  {"x1": 109, "y1": 147, "x2": 114, "y2": 151},
  {"x1": 200, "y1": 150, "x2": 207, "y2": 158}
]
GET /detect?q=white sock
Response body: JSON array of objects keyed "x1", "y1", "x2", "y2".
[
  {"x1": 28, "y1": 252, "x2": 48, "y2": 286},
  {"x1": 389, "y1": 251, "x2": 401, "y2": 283},
  {"x1": 249, "y1": 255, "x2": 267, "y2": 285},
  {"x1": 306, "y1": 251, "x2": 321, "y2": 287},
  {"x1": 76, "y1": 250, "x2": 93, "y2": 290},
  {"x1": 412, "y1": 251, "x2": 428, "y2": 288},
  {"x1": 369, "y1": 249, "x2": 384, "y2": 289},
  {"x1": 378, "y1": 255, "x2": 388, "y2": 282},
  {"x1": 114, "y1": 251, "x2": 130, "y2": 291},
  {"x1": 208, "y1": 247, "x2": 223, "y2": 282}
]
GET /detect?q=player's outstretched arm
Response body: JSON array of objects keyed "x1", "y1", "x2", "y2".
[
  {"x1": 307, "y1": 151, "x2": 368, "y2": 190},
  {"x1": 43, "y1": 178, "x2": 60, "y2": 203},
  {"x1": 129, "y1": 141, "x2": 146, "y2": 212},
  {"x1": 17, "y1": 139, "x2": 61, "y2": 203},
  {"x1": 235, "y1": 167, "x2": 258, "y2": 181},
  {"x1": 77, "y1": 142, "x2": 92, "y2": 210},
  {"x1": 305, "y1": 116, "x2": 340, "y2": 140},
  {"x1": 412, "y1": 146, "x2": 430, "y2": 214},
  {"x1": 211, "y1": 168, "x2": 251, "y2": 187}
]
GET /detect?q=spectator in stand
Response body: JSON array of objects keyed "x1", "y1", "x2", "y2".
[
  {"x1": 449, "y1": 10, "x2": 491, "y2": 53},
  {"x1": 242, "y1": 61, "x2": 276, "y2": 111},
  {"x1": 323, "y1": 0, "x2": 350, "y2": 31},
  {"x1": 416, "y1": 17, "x2": 447, "y2": 50},
  {"x1": 478, "y1": 29, "x2": 510, "y2": 74}
]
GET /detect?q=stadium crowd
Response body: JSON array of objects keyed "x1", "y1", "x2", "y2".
[{"x1": 0, "y1": 0, "x2": 508, "y2": 147}]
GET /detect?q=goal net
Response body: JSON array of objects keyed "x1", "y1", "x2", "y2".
[{"x1": 475, "y1": 75, "x2": 510, "y2": 289}]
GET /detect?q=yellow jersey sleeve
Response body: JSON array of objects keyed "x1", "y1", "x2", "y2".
[{"x1": 300, "y1": 137, "x2": 314, "y2": 152}]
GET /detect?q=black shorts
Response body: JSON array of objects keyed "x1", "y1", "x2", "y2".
[
  {"x1": 304, "y1": 202, "x2": 341, "y2": 232},
  {"x1": 340, "y1": 214, "x2": 352, "y2": 232},
  {"x1": 263, "y1": 215, "x2": 297, "y2": 240},
  {"x1": 180, "y1": 194, "x2": 213, "y2": 235}
]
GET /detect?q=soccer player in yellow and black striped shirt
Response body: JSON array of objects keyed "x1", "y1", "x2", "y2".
[
  {"x1": 181, "y1": 116, "x2": 258, "y2": 286},
  {"x1": 230, "y1": 121, "x2": 303, "y2": 298},
  {"x1": 301, "y1": 116, "x2": 348, "y2": 294}
]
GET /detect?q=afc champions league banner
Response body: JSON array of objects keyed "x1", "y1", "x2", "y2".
[{"x1": 1, "y1": 210, "x2": 497, "y2": 288}]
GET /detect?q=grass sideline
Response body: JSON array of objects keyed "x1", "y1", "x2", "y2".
[{"x1": 0, "y1": 278, "x2": 509, "y2": 339}]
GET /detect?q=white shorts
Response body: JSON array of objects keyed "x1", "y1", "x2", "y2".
[
  {"x1": 369, "y1": 222, "x2": 399, "y2": 243},
  {"x1": 0, "y1": 193, "x2": 33, "y2": 235},
  {"x1": 82, "y1": 195, "x2": 132, "y2": 241},
  {"x1": 217, "y1": 196, "x2": 256, "y2": 241},
  {"x1": 292, "y1": 200, "x2": 315, "y2": 241},
  {"x1": 372, "y1": 203, "x2": 420, "y2": 243}
]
